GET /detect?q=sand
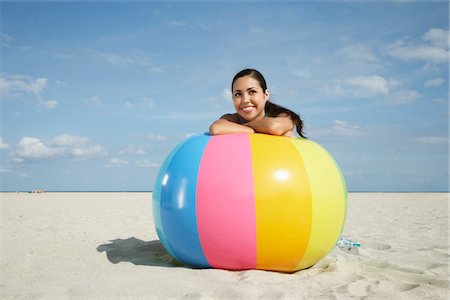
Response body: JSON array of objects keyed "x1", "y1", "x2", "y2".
[{"x1": 1, "y1": 192, "x2": 448, "y2": 299}]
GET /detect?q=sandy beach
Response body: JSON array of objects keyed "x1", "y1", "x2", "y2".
[{"x1": 1, "y1": 192, "x2": 448, "y2": 299}]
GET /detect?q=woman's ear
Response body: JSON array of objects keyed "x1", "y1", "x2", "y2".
[{"x1": 264, "y1": 89, "x2": 270, "y2": 101}]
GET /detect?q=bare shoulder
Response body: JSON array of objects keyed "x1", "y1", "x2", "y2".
[{"x1": 220, "y1": 113, "x2": 240, "y2": 123}]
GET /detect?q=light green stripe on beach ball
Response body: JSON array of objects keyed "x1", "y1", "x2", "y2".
[{"x1": 288, "y1": 138, "x2": 347, "y2": 270}]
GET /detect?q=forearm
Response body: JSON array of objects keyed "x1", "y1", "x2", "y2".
[
  {"x1": 245, "y1": 117, "x2": 293, "y2": 136},
  {"x1": 209, "y1": 119, "x2": 255, "y2": 135}
]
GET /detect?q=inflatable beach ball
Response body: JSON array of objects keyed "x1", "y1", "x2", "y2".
[{"x1": 152, "y1": 133, "x2": 347, "y2": 272}]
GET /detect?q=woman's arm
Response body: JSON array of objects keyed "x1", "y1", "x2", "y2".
[
  {"x1": 245, "y1": 115, "x2": 294, "y2": 136},
  {"x1": 209, "y1": 114, "x2": 255, "y2": 135},
  {"x1": 209, "y1": 114, "x2": 295, "y2": 136}
]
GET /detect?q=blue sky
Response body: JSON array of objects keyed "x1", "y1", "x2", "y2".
[{"x1": 1, "y1": 1, "x2": 448, "y2": 192}]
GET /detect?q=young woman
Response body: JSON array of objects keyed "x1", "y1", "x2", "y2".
[{"x1": 209, "y1": 68, "x2": 306, "y2": 138}]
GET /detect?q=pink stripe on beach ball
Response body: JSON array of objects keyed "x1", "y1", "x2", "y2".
[{"x1": 196, "y1": 134, "x2": 257, "y2": 270}]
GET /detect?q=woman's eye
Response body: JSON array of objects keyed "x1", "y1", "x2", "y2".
[
  {"x1": 249, "y1": 90, "x2": 256, "y2": 95},
  {"x1": 234, "y1": 92, "x2": 241, "y2": 97}
]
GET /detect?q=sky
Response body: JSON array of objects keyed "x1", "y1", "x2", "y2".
[{"x1": 1, "y1": 1, "x2": 448, "y2": 192}]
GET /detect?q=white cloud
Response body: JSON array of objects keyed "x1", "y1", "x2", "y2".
[
  {"x1": 71, "y1": 145, "x2": 105, "y2": 158},
  {"x1": 416, "y1": 137, "x2": 448, "y2": 145},
  {"x1": 118, "y1": 145, "x2": 146, "y2": 155},
  {"x1": 136, "y1": 148, "x2": 146, "y2": 155},
  {"x1": 88, "y1": 49, "x2": 163, "y2": 74},
  {"x1": 124, "y1": 101, "x2": 135, "y2": 109},
  {"x1": 146, "y1": 134, "x2": 167, "y2": 141},
  {"x1": 385, "y1": 28, "x2": 449, "y2": 64},
  {"x1": 54, "y1": 134, "x2": 105, "y2": 158},
  {"x1": 39, "y1": 99, "x2": 58, "y2": 109},
  {"x1": 0, "y1": 74, "x2": 48, "y2": 97},
  {"x1": 223, "y1": 88, "x2": 232, "y2": 100},
  {"x1": 119, "y1": 145, "x2": 134, "y2": 155},
  {"x1": 106, "y1": 158, "x2": 129, "y2": 167},
  {"x1": 293, "y1": 69, "x2": 312, "y2": 78},
  {"x1": 0, "y1": 137, "x2": 10, "y2": 150},
  {"x1": 0, "y1": 74, "x2": 58, "y2": 110},
  {"x1": 0, "y1": 165, "x2": 11, "y2": 173},
  {"x1": 16, "y1": 137, "x2": 60, "y2": 159},
  {"x1": 309, "y1": 120, "x2": 367, "y2": 140},
  {"x1": 336, "y1": 43, "x2": 378, "y2": 62},
  {"x1": 97, "y1": 52, "x2": 135, "y2": 67},
  {"x1": 332, "y1": 120, "x2": 368, "y2": 138},
  {"x1": 346, "y1": 75, "x2": 389, "y2": 96},
  {"x1": 54, "y1": 134, "x2": 90, "y2": 147},
  {"x1": 169, "y1": 21, "x2": 185, "y2": 27},
  {"x1": 422, "y1": 28, "x2": 449, "y2": 49},
  {"x1": 432, "y1": 98, "x2": 448, "y2": 105},
  {"x1": 325, "y1": 75, "x2": 420, "y2": 104},
  {"x1": 183, "y1": 133, "x2": 196, "y2": 139},
  {"x1": 1, "y1": 33, "x2": 13, "y2": 48},
  {"x1": 140, "y1": 97, "x2": 156, "y2": 108},
  {"x1": 136, "y1": 160, "x2": 160, "y2": 168},
  {"x1": 14, "y1": 134, "x2": 106, "y2": 161},
  {"x1": 89, "y1": 49, "x2": 153, "y2": 69},
  {"x1": 424, "y1": 78, "x2": 445, "y2": 88},
  {"x1": 85, "y1": 96, "x2": 101, "y2": 106},
  {"x1": 1, "y1": 33, "x2": 31, "y2": 51},
  {"x1": 390, "y1": 44, "x2": 448, "y2": 63},
  {"x1": 388, "y1": 89, "x2": 420, "y2": 105},
  {"x1": 326, "y1": 75, "x2": 389, "y2": 98},
  {"x1": 150, "y1": 67, "x2": 164, "y2": 74}
]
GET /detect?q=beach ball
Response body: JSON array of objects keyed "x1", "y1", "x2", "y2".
[{"x1": 152, "y1": 133, "x2": 347, "y2": 272}]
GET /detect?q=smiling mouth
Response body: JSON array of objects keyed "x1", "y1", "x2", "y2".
[{"x1": 241, "y1": 106, "x2": 255, "y2": 113}]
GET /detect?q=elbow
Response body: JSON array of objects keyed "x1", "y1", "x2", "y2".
[
  {"x1": 209, "y1": 123, "x2": 223, "y2": 135},
  {"x1": 267, "y1": 121, "x2": 291, "y2": 136},
  {"x1": 209, "y1": 125, "x2": 218, "y2": 135},
  {"x1": 269, "y1": 127, "x2": 286, "y2": 136}
]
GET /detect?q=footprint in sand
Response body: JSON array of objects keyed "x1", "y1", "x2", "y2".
[
  {"x1": 364, "y1": 242, "x2": 391, "y2": 250},
  {"x1": 233, "y1": 271, "x2": 249, "y2": 281}
]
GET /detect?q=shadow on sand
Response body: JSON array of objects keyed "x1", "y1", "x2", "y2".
[{"x1": 97, "y1": 237, "x2": 183, "y2": 267}]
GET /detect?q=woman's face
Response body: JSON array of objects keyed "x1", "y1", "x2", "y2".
[{"x1": 232, "y1": 75, "x2": 269, "y2": 122}]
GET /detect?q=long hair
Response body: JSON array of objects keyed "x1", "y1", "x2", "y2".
[{"x1": 232, "y1": 68, "x2": 306, "y2": 138}]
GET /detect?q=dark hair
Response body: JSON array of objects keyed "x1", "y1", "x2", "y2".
[{"x1": 232, "y1": 68, "x2": 306, "y2": 138}]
